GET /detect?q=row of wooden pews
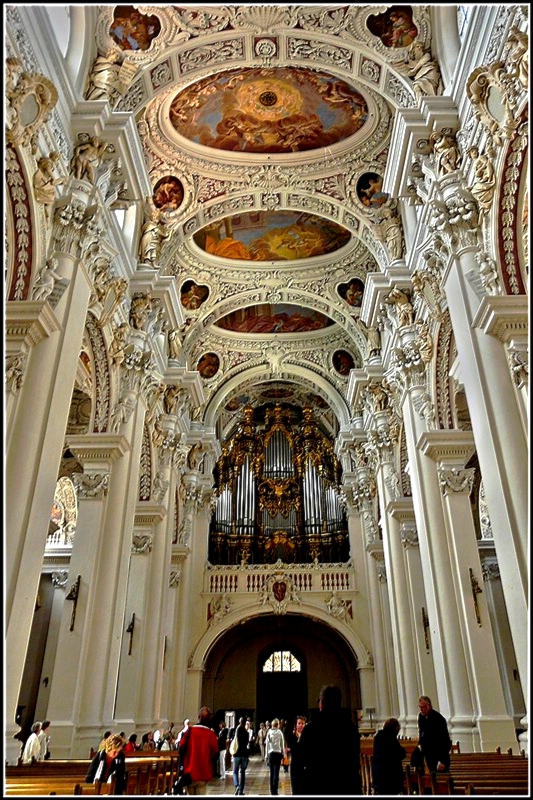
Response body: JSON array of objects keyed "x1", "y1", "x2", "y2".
[
  {"x1": 360, "y1": 740, "x2": 529, "y2": 796},
  {"x1": 4, "y1": 753, "x2": 179, "y2": 796}
]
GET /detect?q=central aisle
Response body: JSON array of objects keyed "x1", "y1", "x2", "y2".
[{"x1": 207, "y1": 754, "x2": 293, "y2": 796}]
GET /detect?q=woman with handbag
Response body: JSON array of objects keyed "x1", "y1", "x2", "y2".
[{"x1": 264, "y1": 718, "x2": 285, "y2": 795}]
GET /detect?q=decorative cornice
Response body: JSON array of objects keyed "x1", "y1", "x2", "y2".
[
  {"x1": 134, "y1": 503, "x2": 167, "y2": 526},
  {"x1": 66, "y1": 434, "x2": 131, "y2": 465},
  {"x1": 472, "y1": 295, "x2": 529, "y2": 342},
  {"x1": 386, "y1": 497, "x2": 416, "y2": 523},
  {"x1": 417, "y1": 430, "x2": 476, "y2": 467},
  {"x1": 5, "y1": 301, "x2": 62, "y2": 347}
]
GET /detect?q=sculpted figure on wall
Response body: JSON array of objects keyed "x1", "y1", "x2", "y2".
[
  {"x1": 70, "y1": 133, "x2": 111, "y2": 183},
  {"x1": 33, "y1": 152, "x2": 64, "y2": 216},
  {"x1": 397, "y1": 41, "x2": 443, "y2": 99},
  {"x1": 467, "y1": 144, "x2": 496, "y2": 218},
  {"x1": 85, "y1": 49, "x2": 122, "y2": 102}
]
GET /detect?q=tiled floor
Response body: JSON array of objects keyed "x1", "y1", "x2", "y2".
[{"x1": 207, "y1": 754, "x2": 293, "y2": 796}]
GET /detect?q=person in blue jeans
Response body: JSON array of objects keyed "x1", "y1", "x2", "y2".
[
  {"x1": 265, "y1": 718, "x2": 285, "y2": 795},
  {"x1": 232, "y1": 717, "x2": 249, "y2": 795}
]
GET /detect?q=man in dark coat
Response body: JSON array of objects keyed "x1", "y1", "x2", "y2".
[
  {"x1": 298, "y1": 684, "x2": 361, "y2": 795},
  {"x1": 416, "y1": 695, "x2": 452, "y2": 772}
]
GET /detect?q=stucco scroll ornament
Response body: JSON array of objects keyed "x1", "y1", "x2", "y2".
[
  {"x1": 466, "y1": 61, "x2": 520, "y2": 146},
  {"x1": 5, "y1": 57, "x2": 58, "y2": 151},
  {"x1": 5, "y1": 352, "x2": 27, "y2": 393}
]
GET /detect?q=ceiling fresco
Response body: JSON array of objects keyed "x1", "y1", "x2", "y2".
[
  {"x1": 169, "y1": 66, "x2": 369, "y2": 154},
  {"x1": 193, "y1": 211, "x2": 351, "y2": 261},
  {"x1": 109, "y1": 5, "x2": 161, "y2": 51},
  {"x1": 215, "y1": 304, "x2": 334, "y2": 334}
]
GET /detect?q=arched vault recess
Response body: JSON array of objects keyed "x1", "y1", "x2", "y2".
[
  {"x1": 202, "y1": 363, "x2": 353, "y2": 431},
  {"x1": 188, "y1": 604, "x2": 372, "y2": 673}
]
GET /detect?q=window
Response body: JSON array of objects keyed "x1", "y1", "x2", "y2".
[
  {"x1": 457, "y1": 6, "x2": 472, "y2": 40},
  {"x1": 262, "y1": 650, "x2": 301, "y2": 672}
]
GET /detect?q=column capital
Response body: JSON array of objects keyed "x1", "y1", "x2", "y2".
[
  {"x1": 387, "y1": 497, "x2": 416, "y2": 523},
  {"x1": 133, "y1": 502, "x2": 167, "y2": 527},
  {"x1": 437, "y1": 466, "x2": 475, "y2": 496},
  {"x1": 417, "y1": 430, "x2": 476, "y2": 468}
]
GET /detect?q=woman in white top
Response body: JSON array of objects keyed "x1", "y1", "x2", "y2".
[
  {"x1": 22, "y1": 722, "x2": 42, "y2": 764},
  {"x1": 264, "y1": 718, "x2": 285, "y2": 795}
]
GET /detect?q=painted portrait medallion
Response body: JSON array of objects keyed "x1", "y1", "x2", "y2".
[
  {"x1": 338, "y1": 278, "x2": 365, "y2": 308},
  {"x1": 366, "y1": 6, "x2": 418, "y2": 48},
  {"x1": 180, "y1": 280, "x2": 209, "y2": 311},
  {"x1": 109, "y1": 5, "x2": 161, "y2": 51},
  {"x1": 153, "y1": 176, "x2": 184, "y2": 212},
  {"x1": 197, "y1": 352, "x2": 220, "y2": 379},
  {"x1": 333, "y1": 350, "x2": 356, "y2": 376},
  {"x1": 356, "y1": 173, "x2": 388, "y2": 209}
]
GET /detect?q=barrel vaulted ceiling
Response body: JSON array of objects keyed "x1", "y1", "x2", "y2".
[{"x1": 88, "y1": 4, "x2": 441, "y2": 439}]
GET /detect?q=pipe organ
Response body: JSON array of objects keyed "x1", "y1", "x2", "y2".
[{"x1": 209, "y1": 404, "x2": 349, "y2": 565}]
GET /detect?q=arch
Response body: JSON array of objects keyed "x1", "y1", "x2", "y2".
[
  {"x1": 203, "y1": 364, "x2": 353, "y2": 431},
  {"x1": 199, "y1": 610, "x2": 365, "y2": 724},
  {"x1": 189, "y1": 602, "x2": 371, "y2": 672}
]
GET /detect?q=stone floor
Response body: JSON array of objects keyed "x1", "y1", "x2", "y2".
[{"x1": 206, "y1": 754, "x2": 293, "y2": 796}]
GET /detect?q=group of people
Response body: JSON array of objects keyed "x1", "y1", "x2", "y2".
[
  {"x1": 23, "y1": 690, "x2": 451, "y2": 796},
  {"x1": 372, "y1": 695, "x2": 452, "y2": 795},
  {"x1": 20, "y1": 719, "x2": 51, "y2": 764}
]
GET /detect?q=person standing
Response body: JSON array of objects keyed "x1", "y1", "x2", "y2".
[
  {"x1": 415, "y1": 696, "x2": 452, "y2": 773},
  {"x1": 178, "y1": 706, "x2": 219, "y2": 795},
  {"x1": 299, "y1": 684, "x2": 362, "y2": 795},
  {"x1": 264, "y1": 718, "x2": 285, "y2": 795},
  {"x1": 217, "y1": 721, "x2": 228, "y2": 778},
  {"x1": 85, "y1": 733, "x2": 126, "y2": 794},
  {"x1": 22, "y1": 722, "x2": 42, "y2": 764},
  {"x1": 232, "y1": 717, "x2": 250, "y2": 796},
  {"x1": 257, "y1": 722, "x2": 267, "y2": 760},
  {"x1": 372, "y1": 718, "x2": 406, "y2": 795},
  {"x1": 285, "y1": 715, "x2": 307, "y2": 795},
  {"x1": 38, "y1": 720, "x2": 51, "y2": 761}
]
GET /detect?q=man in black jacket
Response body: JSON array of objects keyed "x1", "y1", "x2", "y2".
[
  {"x1": 298, "y1": 684, "x2": 361, "y2": 795},
  {"x1": 416, "y1": 695, "x2": 452, "y2": 772}
]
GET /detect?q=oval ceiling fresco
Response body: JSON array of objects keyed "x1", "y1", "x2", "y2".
[
  {"x1": 193, "y1": 211, "x2": 351, "y2": 261},
  {"x1": 169, "y1": 66, "x2": 369, "y2": 153},
  {"x1": 216, "y1": 304, "x2": 334, "y2": 334}
]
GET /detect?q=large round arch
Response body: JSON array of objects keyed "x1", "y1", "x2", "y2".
[{"x1": 201, "y1": 612, "x2": 362, "y2": 730}]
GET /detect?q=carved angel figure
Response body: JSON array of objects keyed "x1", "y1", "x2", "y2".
[{"x1": 31, "y1": 258, "x2": 63, "y2": 302}]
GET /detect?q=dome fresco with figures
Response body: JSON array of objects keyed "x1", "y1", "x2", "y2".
[
  {"x1": 169, "y1": 66, "x2": 370, "y2": 153},
  {"x1": 193, "y1": 211, "x2": 351, "y2": 261}
]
